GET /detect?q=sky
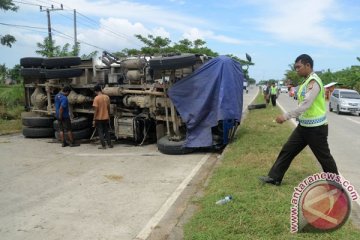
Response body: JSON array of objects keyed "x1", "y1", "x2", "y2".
[{"x1": 1, "y1": 0, "x2": 360, "y2": 81}]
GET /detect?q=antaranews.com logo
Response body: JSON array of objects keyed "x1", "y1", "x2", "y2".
[{"x1": 290, "y1": 172, "x2": 359, "y2": 233}]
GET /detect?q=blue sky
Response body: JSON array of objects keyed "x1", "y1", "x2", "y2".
[{"x1": 1, "y1": 0, "x2": 360, "y2": 81}]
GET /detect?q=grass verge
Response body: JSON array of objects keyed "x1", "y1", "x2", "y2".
[
  {"x1": 0, "y1": 119, "x2": 22, "y2": 135},
  {"x1": 184, "y1": 93, "x2": 360, "y2": 240},
  {"x1": 0, "y1": 84, "x2": 24, "y2": 135}
]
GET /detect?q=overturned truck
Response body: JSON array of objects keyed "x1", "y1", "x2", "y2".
[{"x1": 20, "y1": 52, "x2": 246, "y2": 154}]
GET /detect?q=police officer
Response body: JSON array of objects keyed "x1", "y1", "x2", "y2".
[
  {"x1": 270, "y1": 82, "x2": 277, "y2": 106},
  {"x1": 259, "y1": 54, "x2": 339, "y2": 186}
]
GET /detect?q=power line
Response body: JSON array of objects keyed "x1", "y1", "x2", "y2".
[
  {"x1": 0, "y1": 22, "x2": 47, "y2": 30},
  {"x1": 76, "y1": 11, "x2": 142, "y2": 47},
  {"x1": 11, "y1": 1, "x2": 144, "y2": 52},
  {"x1": 17, "y1": 0, "x2": 143, "y2": 48},
  {"x1": 12, "y1": 0, "x2": 50, "y2": 9},
  {"x1": 52, "y1": 28, "x2": 107, "y2": 51}
]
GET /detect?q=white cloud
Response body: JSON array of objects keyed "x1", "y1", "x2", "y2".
[
  {"x1": 183, "y1": 28, "x2": 242, "y2": 44},
  {"x1": 72, "y1": 17, "x2": 172, "y2": 53},
  {"x1": 252, "y1": 0, "x2": 354, "y2": 48}
]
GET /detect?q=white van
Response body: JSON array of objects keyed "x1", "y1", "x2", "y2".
[{"x1": 329, "y1": 89, "x2": 360, "y2": 115}]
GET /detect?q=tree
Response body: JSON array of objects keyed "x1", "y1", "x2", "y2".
[
  {"x1": 113, "y1": 48, "x2": 140, "y2": 58},
  {"x1": 36, "y1": 37, "x2": 79, "y2": 57},
  {"x1": 0, "y1": 34, "x2": 16, "y2": 47},
  {"x1": 135, "y1": 34, "x2": 172, "y2": 55},
  {"x1": 284, "y1": 64, "x2": 302, "y2": 86},
  {"x1": 133, "y1": 34, "x2": 218, "y2": 57},
  {"x1": 0, "y1": 0, "x2": 18, "y2": 47},
  {"x1": 81, "y1": 51, "x2": 98, "y2": 60},
  {"x1": 7, "y1": 64, "x2": 22, "y2": 83},
  {"x1": 226, "y1": 54, "x2": 254, "y2": 81},
  {"x1": 0, "y1": 64, "x2": 6, "y2": 84}
]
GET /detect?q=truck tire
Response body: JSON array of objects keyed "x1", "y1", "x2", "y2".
[
  {"x1": 23, "y1": 127, "x2": 54, "y2": 138},
  {"x1": 20, "y1": 57, "x2": 44, "y2": 68},
  {"x1": 44, "y1": 68, "x2": 83, "y2": 79},
  {"x1": 157, "y1": 136, "x2": 194, "y2": 155},
  {"x1": 149, "y1": 54, "x2": 197, "y2": 70},
  {"x1": 20, "y1": 68, "x2": 44, "y2": 78},
  {"x1": 247, "y1": 103, "x2": 266, "y2": 110},
  {"x1": 53, "y1": 117, "x2": 92, "y2": 131},
  {"x1": 43, "y1": 57, "x2": 81, "y2": 68},
  {"x1": 55, "y1": 127, "x2": 93, "y2": 140},
  {"x1": 22, "y1": 116, "x2": 55, "y2": 128}
]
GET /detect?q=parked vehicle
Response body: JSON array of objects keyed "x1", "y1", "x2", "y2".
[
  {"x1": 329, "y1": 88, "x2": 360, "y2": 115},
  {"x1": 20, "y1": 53, "x2": 250, "y2": 154},
  {"x1": 280, "y1": 86, "x2": 288, "y2": 93}
]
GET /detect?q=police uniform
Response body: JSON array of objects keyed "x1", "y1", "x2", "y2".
[{"x1": 268, "y1": 73, "x2": 339, "y2": 182}]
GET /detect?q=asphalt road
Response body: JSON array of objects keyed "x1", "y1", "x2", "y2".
[
  {"x1": 0, "y1": 87, "x2": 258, "y2": 240},
  {"x1": 276, "y1": 93, "x2": 360, "y2": 200}
]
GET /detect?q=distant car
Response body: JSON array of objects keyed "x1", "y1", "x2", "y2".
[
  {"x1": 329, "y1": 88, "x2": 360, "y2": 115},
  {"x1": 280, "y1": 86, "x2": 288, "y2": 93}
]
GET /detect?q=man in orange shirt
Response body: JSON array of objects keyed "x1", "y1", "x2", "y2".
[{"x1": 93, "y1": 85, "x2": 113, "y2": 149}]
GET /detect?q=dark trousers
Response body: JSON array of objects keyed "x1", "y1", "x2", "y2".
[
  {"x1": 95, "y1": 120, "x2": 111, "y2": 147},
  {"x1": 271, "y1": 94, "x2": 277, "y2": 106},
  {"x1": 268, "y1": 124, "x2": 338, "y2": 181}
]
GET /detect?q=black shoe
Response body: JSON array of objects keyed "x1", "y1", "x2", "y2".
[
  {"x1": 98, "y1": 145, "x2": 106, "y2": 150},
  {"x1": 108, "y1": 144, "x2": 113, "y2": 148},
  {"x1": 62, "y1": 142, "x2": 69, "y2": 147},
  {"x1": 69, "y1": 142, "x2": 80, "y2": 147},
  {"x1": 259, "y1": 176, "x2": 281, "y2": 186}
]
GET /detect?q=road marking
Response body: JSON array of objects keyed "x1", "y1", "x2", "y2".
[
  {"x1": 277, "y1": 102, "x2": 297, "y2": 126},
  {"x1": 346, "y1": 117, "x2": 360, "y2": 125},
  {"x1": 135, "y1": 153, "x2": 211, "y2": 240},
  {"x1": 75, "y1": 152, "x2": 162, "y2": 157}
]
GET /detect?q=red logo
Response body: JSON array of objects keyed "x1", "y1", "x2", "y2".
[{"x1": 300, "y1": 181, "x2": 351, "y2": 231}]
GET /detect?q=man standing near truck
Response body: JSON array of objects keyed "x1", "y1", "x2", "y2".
[
  {"x1": 93, "y1": 85, "x2": 113, "y2": 149},
  {"x1": 55, "y1": 86, "x2": 79, "y2": 147}
]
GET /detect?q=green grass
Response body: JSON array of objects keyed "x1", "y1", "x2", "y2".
[
  {"x1": 0, "y1": 84, "x2": 24, "y2": 134},
  {"x1": 184, "y1": 93, "x2": 360, "y2": 240},
  {"x1": 0, "y1": 118, "x2": 22, "y2": 135},
  {"x1": 0, "y1": 84, "x2": 24, "y2": 107}
]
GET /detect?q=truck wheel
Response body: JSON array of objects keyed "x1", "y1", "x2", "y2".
[
  {"x1": 22, "y1": 116, "x2": 55, "y2": 128},
  {"x1": 44, "y1": 68, "x2": 83, "y2": 79},
  {"x1": 247, "y1": 103, "x2": 266, "y2": 110},
  {"x1": 149, "y1": 54, "x2": 197, "y2": 70},
  {"x1": 20, "y1": 68, "x2": 44, "y2": 78},
  {"x1": 23, "y1": 127, "x2": 54, "y2": 138},
  {"x1": 157, "y1": 136, "x2": 194, "y2": 155},
  {"x1": 53, "y1": 117, "x2": 92, "y2": 131},
  {"x1": 329, "y1": 103, "x2": 333, "y2": 112},
  {"x1": 43, "y1": 57, "x2": 81, "y2": 68},
  {"x1": 55, "y1": 127, "x2": 93, "y2": 140},
  {"x1": 20, "y1": 57, "x2": 44, "y2": 68}
]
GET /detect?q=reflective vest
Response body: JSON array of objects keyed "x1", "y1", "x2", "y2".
[
  {"x1": 297, "y1": 73, "x2": 327, "y2": 127},
  {"x1": 270, "y1": 86, "x2": 277, "y2": 95}
]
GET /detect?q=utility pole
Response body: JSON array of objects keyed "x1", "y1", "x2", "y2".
[
  {"x1": 74, "y1": 9, "x2": 78, "y2": 51},
  {"x1": 40, "y1": 4, "x2": 64, "y2": 56}
]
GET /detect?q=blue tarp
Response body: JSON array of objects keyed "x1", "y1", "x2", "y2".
[{"x1": 168, "y1": 55, "x2": 244, "y2": 147}]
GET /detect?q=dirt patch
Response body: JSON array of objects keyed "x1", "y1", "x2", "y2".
[{"x1": 104, "y1": 175, "x2": 123, "y2": 182}]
